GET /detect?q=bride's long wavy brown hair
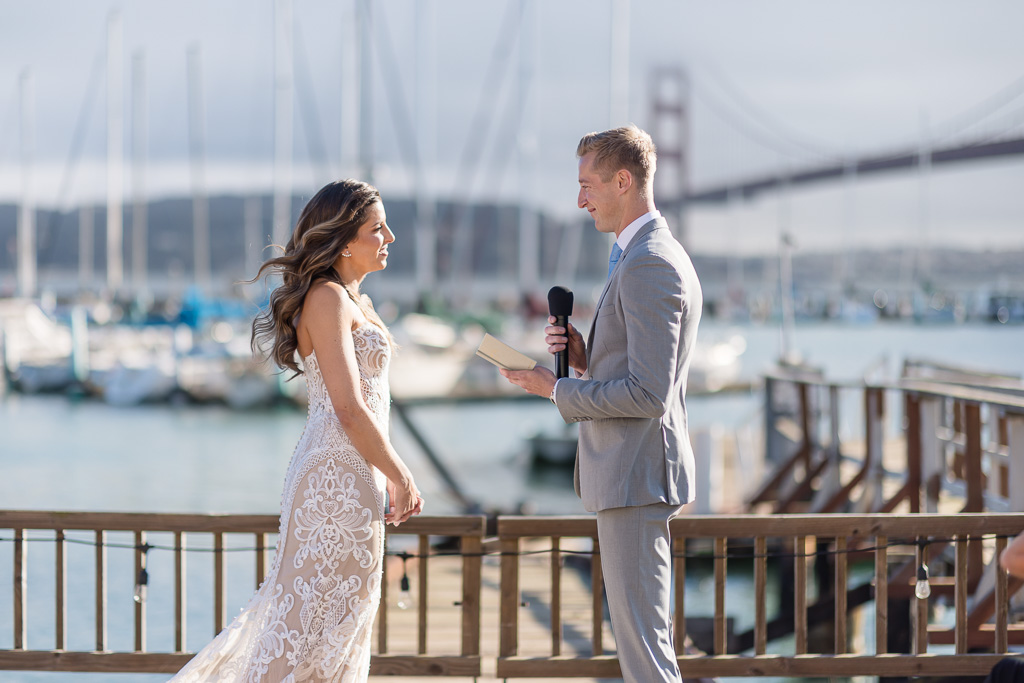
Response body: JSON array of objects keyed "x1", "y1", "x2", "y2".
[{"x1": 250, "y1": 179, "x2": 390, "y2": 376}]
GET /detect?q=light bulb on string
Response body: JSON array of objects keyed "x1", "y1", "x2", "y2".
[
  {"x1": 915, "y1": 562, "x2": 931, "y2": 600},
  {"x1": 133, "y1": 567, "x2": 149, "y2": 604},
  {"x1": 397, "y1": 552, "x2": 412, "y2": 610},
  {"x1": 134, "y1": 542, "x2": 151, "y2": 604}
]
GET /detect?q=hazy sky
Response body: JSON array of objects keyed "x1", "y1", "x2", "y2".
[{"x1": 1, "y1": 0, "x2": 1023, "y2": 254}]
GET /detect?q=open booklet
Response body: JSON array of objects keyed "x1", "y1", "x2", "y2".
[{"x1": 475, "y1": 333, "x2": 537, "y2": 371}]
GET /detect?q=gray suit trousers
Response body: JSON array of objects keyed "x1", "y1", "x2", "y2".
[{"x1": 597, "y1": 503, "x2": 683, "y2": 683}]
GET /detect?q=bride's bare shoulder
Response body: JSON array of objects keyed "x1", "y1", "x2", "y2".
[
  {"x1": 306, "y1": 280, "x2": 355, "y2": 308},
  {"x1": 303, "y1": 280, "x2": 365, "y2": 326}
]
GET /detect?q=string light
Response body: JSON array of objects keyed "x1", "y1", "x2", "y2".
[
  {"x1": 134, "y1": 543, "x2": 151, "y2": 604},
  {"x1": 133, "y1": 567, "x2": 149, "y2": 604},
  {"x1": 0, "y1": 531, "x2": 1018, "y2": 563},
  {"x1": 396, "y1": 551, "x2": 412, "y2": 610},
  {"x1": 914, "y1": 539, "x2": 931, "y2": 600},
  {"x1": 915, "y1": 563, "x2": 931, "y2": 600}
]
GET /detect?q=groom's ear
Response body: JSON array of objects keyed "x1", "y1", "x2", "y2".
[{"x1": 615, "y1": 169, "x2": 633, "y2": 194}]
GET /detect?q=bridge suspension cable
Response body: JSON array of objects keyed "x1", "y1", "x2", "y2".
[
  {"x1": 931, "y1": 72, "x2": 1024, "y2": 144},
  {"x1": 693, "y1": 62, "x2": 844, "y2": 163}
]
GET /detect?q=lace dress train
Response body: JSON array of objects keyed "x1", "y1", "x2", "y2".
[{"x1": 170, "y1": 325, "x2": 391, "y2": 683}]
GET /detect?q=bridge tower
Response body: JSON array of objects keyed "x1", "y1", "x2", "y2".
[{"x1": 648, "y1": 66, "x2": 690, "y2": 246}]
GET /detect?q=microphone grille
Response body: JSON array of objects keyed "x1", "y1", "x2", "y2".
[{"x1": 547, "y1": 286, "x2": 574, "y2": 316}]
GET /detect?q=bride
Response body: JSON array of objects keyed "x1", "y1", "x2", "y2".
[{"x1": 170, "y1": 179, "x2": 424, "y2": 682}]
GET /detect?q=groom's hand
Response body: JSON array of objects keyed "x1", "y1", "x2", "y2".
[
  {"x1": 545, "y1": 316, "x2": 587, "y2": 374},
  {"x1": 500, "y1": 366, "x2": 557, "y2": 399}
]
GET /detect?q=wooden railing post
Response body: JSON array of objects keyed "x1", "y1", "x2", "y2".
[
  {"x1": 764, "y1": 376, "x2": 780, "y2": 465},
  {"x1": 920, "y1": 397, "x2": 943, "y2": 513},
  {"x1": 824, "y1": 386, "x2": 842, "y2": 496},
  {"x1": 418, "y1": 535, "x2": 429, "y2": 655},
  {"x1": 95, "y1": 529, "x2": 107, "y2": 651},
  {"x1": 955, "y1": 535, "x2": 968, "y2": 654},
  {"x1": 213, "y1": 532, "x2": 225, "y2": 635},
  {"x1": 905, "y1": 394, "x2": 922, "y2": 513},
  {"x1": 714, "y1": 537, "x2": 727, "y2": 655},
  {"x1": 1008, "y1": 415, "x2": 1024, "y2": 512},
  {"x1": 134, "y1": 530, "x2": 147, "y2": 652},
  {"x1": 378, "y1": 542, "x2": 388, "y2": 656},
  {"x1": 499, "y1": 535, "x2": 519, "y2": 658},
  {"x1": 550, "y1": 536, "x2": 561, "y2": 656},
  {"x1": 1004, "y1": 414, "x2": 1024, "y2": 617},
  {"x1": 794, "y1": 535, "x2": 808, "y2": 655},
  {"x1": 55, "y1": 528, "x2": 66, "y2": 651},
  {"x1": 13, "y1": 528, "x2": 26, "y2": 650},
  {"x1": 461, "y1": 533, "x2": 482, "y2": 658},
  {"x1": 754, "y1": 536, "x2": 767, "y2": 655},
  {"x1": 799, "y1": 382, "x2": 812, "y2": 475},
  {"x1": 996, "y1": 534, "x2": 1009, "y2": 653},
  {"x1": 834, "y1": 536, "x2": 847, "y2": 654},
  {"x1": 964, "y1": 404, "x2": 984, "y2": 512},
  {"x1": 862, "y1": 388, "x2": 885, "y2": 511},
  {"x1": 964, "y1": 404, "x2": 985, "y2": 590},
  {"x1": 174, "y1": 531, "x2": 186, "y2": 654},
  {"x1": 913, "y1": 541, "x2": 928, "y2": 655},
  {"x1": 874, "y1": 535, "x2": 887, "y2": 655},
  {"x1": 254, "y1": 532, "x2": 266, "y2": 590},
  {"x1": 591, "y1": 538, "x2": 603, "y2": 656}
]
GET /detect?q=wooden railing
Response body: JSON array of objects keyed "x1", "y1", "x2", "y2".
[
  {"x1": 754, "y1": 372, "x2": 1024, "y2": 517},
  {"x1": 0, "y1": 510, "x2": 485, "y2": 676},
  {"x1": 497, "y1": 513, "x2": 1024, "y2": 679},
  {"x1": 3, "y1": 510, "x2": 1024, "y2": 677}
]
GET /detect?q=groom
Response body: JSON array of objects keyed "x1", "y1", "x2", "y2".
[{"x1": 501, "y1": 124, "x2": 702, "y2": 682}]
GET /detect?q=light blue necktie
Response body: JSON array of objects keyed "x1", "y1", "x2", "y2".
[{"x1": 608, "y1": 242, "x2": 623, "y2": 279}]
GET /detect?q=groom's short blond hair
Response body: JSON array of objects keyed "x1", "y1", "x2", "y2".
[{"x1": 576, "y1": 124, "x2": 657, "y2": 193}]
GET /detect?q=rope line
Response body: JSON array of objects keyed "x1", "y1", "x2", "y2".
[{"x1": 0, "y1": 532, "x2": 1015, "y2": 562}]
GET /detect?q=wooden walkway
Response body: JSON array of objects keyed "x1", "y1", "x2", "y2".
[{"x1": 375, "y1": 538, "x2": 617, "y2": 682}]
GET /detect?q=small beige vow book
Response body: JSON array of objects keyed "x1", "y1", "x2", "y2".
[{"x1": 475, "y1": 333, "x2": 537, "y2": 371}]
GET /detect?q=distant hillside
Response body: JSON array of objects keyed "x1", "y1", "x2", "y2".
[
  {"x1": 2, "y1": 196, "x2": 1023, "y2": 295},
  {"x1": 0, "y1": 194, "x2": 609, "y2": 285}
]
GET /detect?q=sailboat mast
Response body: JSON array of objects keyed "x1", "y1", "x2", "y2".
[
  {"x1": 187, "y1": 44, "x2": 211, "y2": 291},
  {"x1": 79, "y1": 205, "x2": 94, "y2": 291},
  {"x1": 414, "y1": 0, "x2": 436, "y2": 296},
  {"x1": 106, "y1": 10, "x2": 124, "y2": 294},
  {"x1": 273, "y1": 0, "x2": 294, "y2": 248},
  {"x1": 244, "y1": 196, "x2": 263, "y2": 281},
  {"x1": 131, "y1": 50, "x2": 148, "y2": 295},
  {"x1": 17, "y1": 68, "x2": 35, "y2": 299},
  {"x1": 517, "y1": 0, "x2": 540, "y2": 297},
  {"x1": 357, "y1": 0, "x2": 373, "y2": 182}
]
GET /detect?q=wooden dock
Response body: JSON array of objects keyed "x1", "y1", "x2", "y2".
[{"x1": 374, "y1": 537, "x2": 618, "y2": 682}]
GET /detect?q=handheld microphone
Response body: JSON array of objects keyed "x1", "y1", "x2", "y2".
[{"x1": 547, "y1": 286, "x2": 574, "y2": 379}]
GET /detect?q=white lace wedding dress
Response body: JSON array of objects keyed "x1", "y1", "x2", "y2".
[{"x1": 171, "y1": 324, "x2": 391, "y2": 683}]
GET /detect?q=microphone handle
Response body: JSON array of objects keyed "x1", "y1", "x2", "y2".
[{"x1": 553, "y1": 315, "x2": 569, "y2": 379}]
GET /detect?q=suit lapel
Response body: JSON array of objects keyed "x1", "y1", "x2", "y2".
[{"x1": 584, "y1": 217, "x2": 667, "y2": 359}]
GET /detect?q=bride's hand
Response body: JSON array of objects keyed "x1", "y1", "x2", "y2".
[{"x1": 386, "y1": 478, "x2": 421, "y2": 526}]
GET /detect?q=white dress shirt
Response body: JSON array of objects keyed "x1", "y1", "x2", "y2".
[{"x1": 615, "y1": 209, "x2": 661, "y2": 252}]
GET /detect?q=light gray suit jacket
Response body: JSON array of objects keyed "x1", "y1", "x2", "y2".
[{"x1": 556, "y1": 217, "x2": 703, "y2": 513}]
